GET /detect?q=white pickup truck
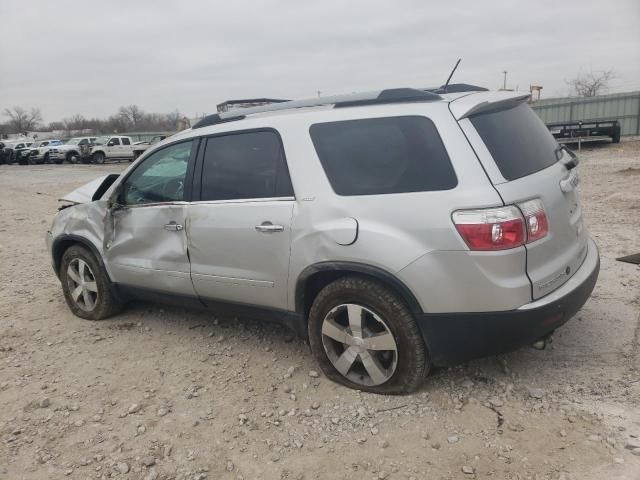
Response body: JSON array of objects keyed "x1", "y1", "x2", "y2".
[{"x1": 86, "y1": 136, "x2": 136, "y2": 163}]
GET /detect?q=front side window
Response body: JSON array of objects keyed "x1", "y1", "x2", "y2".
[
  {"x1": 121, "y1": 141, "x2": 192, "y2": 205},
  {"x1": 78, "y1": 139, "x2": 88, "y2": 146},
  {"x1": 310, "y1": 116, "x2": 457, "y2": 196},
  {"x1": 109, "y1": 138, "x2": 121, "y2": 146},
  {"x1": 200, "y1": 130, "x2": 293, "y2": 201}
]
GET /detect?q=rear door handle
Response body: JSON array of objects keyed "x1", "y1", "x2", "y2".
[
  {"x1": 255, "y1": 221, "x2": 284, "y2": 233},
  {"x1": 164, "y1": 221, "x2": 184, "y2": 232}
]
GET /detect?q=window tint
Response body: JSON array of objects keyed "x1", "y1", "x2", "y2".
[
  {"x1": 201, "y1": 131, "x2": 293, "y2": 201},
  {"x1": 78, "y1": 139, "x2": 88, "y2": 145},
  {"x1": 309, "y1": 116, "x2": 457, "y2": 196},
  {"x1": 122, "y1": 137, "x2": 131, "y2": 145},
  {"x1": 110, "y1": 138, "x2": 121, "y2": 146},
  {"x1": 470, "y1": 102, "x2": 559, "y2": 181},
  {"x1": 122, "y1": 141, "x2": 192, "y2": 205}
]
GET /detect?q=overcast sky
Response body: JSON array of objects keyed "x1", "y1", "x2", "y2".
[{"x1": 1, "y1": 0, "x2": 638, "y2": 123}]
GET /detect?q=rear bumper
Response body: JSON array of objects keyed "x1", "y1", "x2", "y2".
[{"x1": 418, "y1": 237, "x2": 600, "y2": 367}]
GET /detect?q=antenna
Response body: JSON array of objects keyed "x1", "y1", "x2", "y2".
[{"x1": 443, "y1": 58, "x2": 461, "y2": 92}]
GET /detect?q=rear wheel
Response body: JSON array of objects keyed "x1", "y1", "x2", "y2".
[
  {"x1": 308, "y1": 276, "x2": 428, "y2": 394},
  {"x1": 60, "y1": 245, "x2": 122, "y2": 320}
]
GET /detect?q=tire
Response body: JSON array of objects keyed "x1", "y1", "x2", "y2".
[
  {"x1": 308, "y1": 276, "x2": 428, "y2": 394},
  {"x1": 65, "y1": 152, "x2": 76, "y2": 164},
  {"x1": 59, "y1": 245, "x2": 122, "y2": 320},
  {"x1": 93, "y1": 152, "x2": 105, "y2": 164}
]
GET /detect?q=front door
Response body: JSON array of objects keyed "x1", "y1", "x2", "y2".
[
  {"x1": 187, "y1": 130, "x2": 295, "y2": 310},
  {"x1": 105, "y1": 140, "x2": 197, "y2": 296},
  {"x1": 106, "y1": 137, "x2": 121, "y2": 158}
]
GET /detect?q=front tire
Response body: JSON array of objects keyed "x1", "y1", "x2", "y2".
[
  {"x1": 308, "y1": 276, "x2": 428, "y2": 394},
  {"x1": 92, "y1": 152, "x2": 105, "y2": 164},
  {"x1": 60, "y1": 245, "x2": 122, "y2": 320}
]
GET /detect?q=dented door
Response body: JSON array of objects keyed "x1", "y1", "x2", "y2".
[{"x1": 106, "y1": 204, "x2": 195, "y2": 296}]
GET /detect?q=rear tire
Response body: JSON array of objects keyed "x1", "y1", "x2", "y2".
[
  {"x1": 308, "y1": 276, "x2": 428, "y2": 394},
  {"x1": 60, "y1": 245, "x2": 122, "y2": 320}
]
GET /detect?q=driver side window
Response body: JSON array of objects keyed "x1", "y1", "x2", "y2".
[{"x1": 121, "y1": 141, "x2": 192, "y2": 206}]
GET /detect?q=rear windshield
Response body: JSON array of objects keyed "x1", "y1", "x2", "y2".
[
  {"x1": 309, "y1": 116, "x2": 457, "y2": 196},
  {"x1": 470, "y1": 102, "x2": 559, "y2": 181}
]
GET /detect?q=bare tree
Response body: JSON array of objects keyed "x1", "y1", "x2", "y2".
[
  {"x1": 567, "y1": 69, "x2": 615, "y2": 97},
  {"x1": 118, "y1": 105, "x2": 144, "y2": 127},
  {"x1": 3, "y1": 106, "x2": 43, "y2": 132}
]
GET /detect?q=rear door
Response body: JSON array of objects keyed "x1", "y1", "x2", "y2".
[
  {"x1": 121, "y1": 137, "x2": 134, "y2": 159},
  {"x1": 458, "y1": 99, "x2": 589, "y2": 299},
  {"x1": 187, "y1": 129, "x2": 295, "y2": 310}
]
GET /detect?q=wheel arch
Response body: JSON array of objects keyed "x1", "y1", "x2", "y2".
[
  {"x1": 294, "y1": 262, "x2": 424, "y2": 321},
  {"x1": 52, "y1": 234, "x2": 108, "y2": 280}
]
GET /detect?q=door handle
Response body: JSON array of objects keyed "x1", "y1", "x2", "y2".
[
  {"x1": 255, "y1": 221, "x2": 284, "y2": 233},
  {"x1": 164, "y1": 221, "x2": 184, "y2": 232}
]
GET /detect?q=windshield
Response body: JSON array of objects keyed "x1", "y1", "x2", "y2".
[{"x1": 94, "y1": 136, "x2": 109, "y2": 145}]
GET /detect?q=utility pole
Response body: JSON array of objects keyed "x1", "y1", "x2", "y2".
[{"x1": 502, "y1": 71, "x2": 508, "y2": 90}]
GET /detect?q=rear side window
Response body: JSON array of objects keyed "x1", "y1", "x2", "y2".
[
  {"x1": 470, "y1": 102, "x2": 559, "y2": 181},
  {"x1": 201, "y1": 130, "x2": 293, "y2": 201},
  {"x1": 309, "y1": 116, "x2": 457, "y2": 196},
  {"x1": 122, "y1": 137, "x2": 131, "y2": 145}
]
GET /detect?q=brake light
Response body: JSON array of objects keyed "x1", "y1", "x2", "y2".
[
  {"x1": 518, "y1": 199, "x2": 549, "y2": 243},
  {"x1": 452, "y1": 206, "x2": 525, "y2": 251}
]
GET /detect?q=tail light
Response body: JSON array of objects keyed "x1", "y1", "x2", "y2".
[
  {"x1": 453, "y1": 200, "x2": 548, "y2": 251},
  {"x1": 518, "y1": 199, "x2": 548, "y2": 243},
  {"x1": 452, "y1": 206, "x2": 525, "y2": 251}
]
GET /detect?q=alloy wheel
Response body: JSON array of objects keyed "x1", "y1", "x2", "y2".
[
  {"x1": 321, "y1": 303, "x2": 398, "y2": 386},
  {"x1": 66, "y1": 258, "x2": 99, "y2": 311}
]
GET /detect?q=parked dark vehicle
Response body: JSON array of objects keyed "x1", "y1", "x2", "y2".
[
  {"x1": 3, "y1": 141, "x2": 34, "y2": 164},
  {"x1": 547, "y1": 119, "x2": 621, "y2": 145}
]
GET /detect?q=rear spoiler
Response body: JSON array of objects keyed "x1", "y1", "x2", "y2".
[{"x1": 449, "y1": 92, "x2": 531, "y2": 120}]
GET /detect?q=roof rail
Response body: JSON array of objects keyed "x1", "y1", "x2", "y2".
[
  {"x1": 192, "y1": 88, "x2": 442, "y2": 129},
  {"x1": 426, "y1": 83, "x2": 488, "y2": 94}
]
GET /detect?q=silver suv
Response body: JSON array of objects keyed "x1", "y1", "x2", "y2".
[{"x1": 47, "y1": 86, "x2": 600, "y2": 394}]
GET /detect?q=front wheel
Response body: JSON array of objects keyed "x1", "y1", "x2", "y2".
[
  {"x1": 92, "y1": 152, "x2": 105, "y2": 164},
  {"x1": 60, "y1": 245, "x2": 122, "y2": 320},
  {"x1": 308, "y1": 276, "x2": 428, "y2": 394}
]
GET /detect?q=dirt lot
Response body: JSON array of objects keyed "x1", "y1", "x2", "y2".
[{"x1": 1, "y1": 140, "x2": 639, "y2": 480}]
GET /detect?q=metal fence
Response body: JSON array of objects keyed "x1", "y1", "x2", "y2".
[{"x1": 531, "y1": 91, "x2": 640, "y2": 136}]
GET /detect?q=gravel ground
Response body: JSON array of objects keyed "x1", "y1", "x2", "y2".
[{"x1": 0, "y1": 141, "x2": 639, "y2": 480}]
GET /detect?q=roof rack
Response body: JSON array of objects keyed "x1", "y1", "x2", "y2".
[
  {"x1": 425, "y1": 83, "x2": 488, "y2": 94},
  {"x1": 192, "y1": 88, "x2": 442, "y2": 129},
  {"x1": 217, "y1": 98, "x2": 290, "y2": 113}
]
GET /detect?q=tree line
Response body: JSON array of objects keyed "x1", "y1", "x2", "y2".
[{"x1": 1, "y1": 105, "x2": 187, "y2": 137}]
